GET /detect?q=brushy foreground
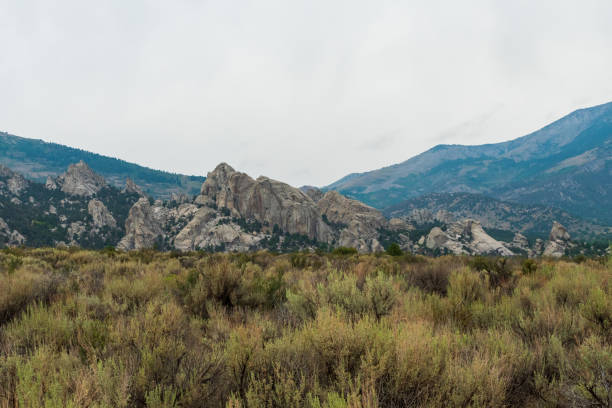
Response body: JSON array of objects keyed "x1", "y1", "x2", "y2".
[{"x1": 0, "y1": 248, "x2": 610, "y2": 408}]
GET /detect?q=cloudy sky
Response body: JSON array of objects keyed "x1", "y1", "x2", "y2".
[{"x1": 1, "y1": 1, "x2": 612, "y2": 186}]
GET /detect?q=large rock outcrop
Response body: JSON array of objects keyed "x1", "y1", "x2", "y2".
[
  {"x1": 0, "y1": 165, "x2": 29, "y2": 196},
  {"x1": 316, "y1": 191, "x2": 386, "y2": 252},
  {"x1": 117, "y1": 196, "x2": 203, "y2": 250},
  {"x1": 0, "y1": 217, "x2": 26, "y2": 246},
  {"x1": 117, "y1": 198, "x2": 167, "y2": 250},
  {"x1": 88, "y1": 199, "x2": 117, "y2": 228},
  {"x1": 543, "y1": 221, "x2": 572, "y2": 257},
  {"x1": 200, "y1": 163, "x2": 333, "y2": 242},
  {"x1": 45, "y1": 176, "x2": 58, "y2": 190},
  {"x1": 174, "y1": 207, "x2": 264, "y2": 251},
  {"x1": 58, "y1": 161, "x2": 107, "y2": 196},
  {"x1": 425, "y1": 227, "x2": 466, "y2": 254},
  {"x1": 509, "y1": 232, "x2": 534, "y2": 257}
]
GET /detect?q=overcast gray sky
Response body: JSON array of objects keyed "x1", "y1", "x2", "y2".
[{"x1": 1, "y1": 1, "x2": 612, "y2": 186}]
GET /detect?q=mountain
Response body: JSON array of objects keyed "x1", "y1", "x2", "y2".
[
  {"x1": 327, "y1": 101, "x2": 612, "y2": 225},
  {"x1": 384, "y1": 192, "x2": 612, "y2": 241},
  {"x1": 0, "y1": 131, "x2": 205, "y2": 199}
]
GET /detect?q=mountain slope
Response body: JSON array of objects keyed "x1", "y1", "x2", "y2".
[
  {"x1": 327, "y1": 102, "x2": 612, "y2": 224},
  {"x1": 0, "y1": 132, "x2": 205, "y2": 198}
]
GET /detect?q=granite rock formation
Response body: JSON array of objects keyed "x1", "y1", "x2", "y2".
[
  {"x1": 316, "y1": 191, "x2": 386, "y2": 252},
  {"x1": 425, "y1": 219, "x2": 514, "y2": 256},
  {"x1": 88, "y1": 199, "x2": 117, "y2": 228},
  {"x1": 200, "y1": 163, "x2": 333, "y2": 242},
  {"x1": 543, "y1": 222, "x2": 572, "y2": 257},
  {"x1": 57, "y1": 161, "x2": 107, "y2": 196}
]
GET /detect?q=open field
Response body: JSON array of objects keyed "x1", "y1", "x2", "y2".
[{"x1": 0, "y1": 248, "x2": 610, "y2": 407}]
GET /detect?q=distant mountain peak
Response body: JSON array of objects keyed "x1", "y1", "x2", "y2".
[{"x1": 326, "y1": 101, "x2": 612, "y2": 226}]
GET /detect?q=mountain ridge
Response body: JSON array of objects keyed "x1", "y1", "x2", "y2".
[
  {"x1": 326, "y1": 101, "x2": 612, "y2": 225},
  {"x1": 0, "y1": 160, "x2": 604, "y2": 257}
]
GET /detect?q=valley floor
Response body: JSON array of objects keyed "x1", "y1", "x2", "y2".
[{"x1": 0, "y1": 248, "x2": 610, "y2": 407}]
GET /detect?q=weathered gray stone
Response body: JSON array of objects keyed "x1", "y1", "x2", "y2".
[
  {"x1": 317, "y1": 191, "x2": 387, "y2": 252},
  {"x1": 543, "y1": 221, "x2": 572, "y2": 257},
  {"x1": 201, "y1": 163, "x2": 333, "y2": 242},
  {"x1": 58, "y1": 161, "x2": 107, "y2": 196},
  {"x1": 45, "y1": 176, "x2": 58, "y2": 190},
  {"x1": 88, "y1": 199, "x2": 117, "y2": 228},
  {"x1": 118, "y1": 198, "x2": 167, "y2": 250},
  {"x1": 425, "y1": 219, "x2": 513, "y2": 256}
]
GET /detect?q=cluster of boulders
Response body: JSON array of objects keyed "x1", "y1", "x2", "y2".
[
  {"x1": 412, "y1": 218, "x2": 574, "y2": 258},
  {"x1": 118, "y1": 163, "x2": 396, "y2": 252},
  {"x1": 422, "y1": 219, "x2": 513, "y2": 256},
  {"x1": 0, "y1": 162, "x2": 140, "y2": 248},
  {"x1": 0, "y1": 216, "x2": 25, "y2": 246}
]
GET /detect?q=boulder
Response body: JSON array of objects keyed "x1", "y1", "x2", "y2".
[
  {"x1": 464, "y1": 220, "x2": 513, "y2": 256},
  {"x1": 510, "y1": 232, "x2": 534, "y2": 257},
  {"x1": 543, "y1": 221, "x2": 572, "y2": 257},
  {"x1": 426, "y1": 227, "x2": 464, "y2": 254},
  {"x1": 533, "y1": 238, "x2": 545, "y2": 256},
  {"x1": 45, "y1": 176, "x2": 58, "y2": 190},
  {"x1": 425, "y1": 227, "x2": 447, "y2": 249}
]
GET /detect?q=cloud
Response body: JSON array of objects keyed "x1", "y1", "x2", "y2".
[
  {"x1": 358, "y1": 129, "x2": 402, "y2": 151},
  {"x1": 1, "y1": 0, "x2": 611, "y2": 187},
  {"x1": 432, "y1": 106, "x2": 504, "y2": 145}
]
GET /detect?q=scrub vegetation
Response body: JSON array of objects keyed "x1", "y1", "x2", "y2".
[{"x1": 0, "y1": 247, "x2": 610, "y2": 407}]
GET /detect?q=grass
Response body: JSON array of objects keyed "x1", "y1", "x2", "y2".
[{"x1": 0, "y1": 248, "x2": 610, "y2": 407}]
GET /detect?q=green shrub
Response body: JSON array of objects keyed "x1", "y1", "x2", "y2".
[
  {"x1": 385, "y1": 243, "x2": 403, "y2": 257},
  {"x1": 0, "y1": 269, "x2": 59, "y2": 324},
  {"x1": 365, "y1": 272, "x2": 397, "y2": 319},
  {"x1": 332, "y1": 247, "x2": 358, "y2": 256},
  {"x1": 521, "y1": 259, "x2": 538, "y2": 275}
]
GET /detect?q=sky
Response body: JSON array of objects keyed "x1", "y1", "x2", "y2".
[{"x1": 1, "y1": 0, "x2": 612, "y2": 187}]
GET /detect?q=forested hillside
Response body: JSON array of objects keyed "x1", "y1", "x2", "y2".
[{"x1": 0, "y1": 132, "x2": 205, "y2": 198}]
